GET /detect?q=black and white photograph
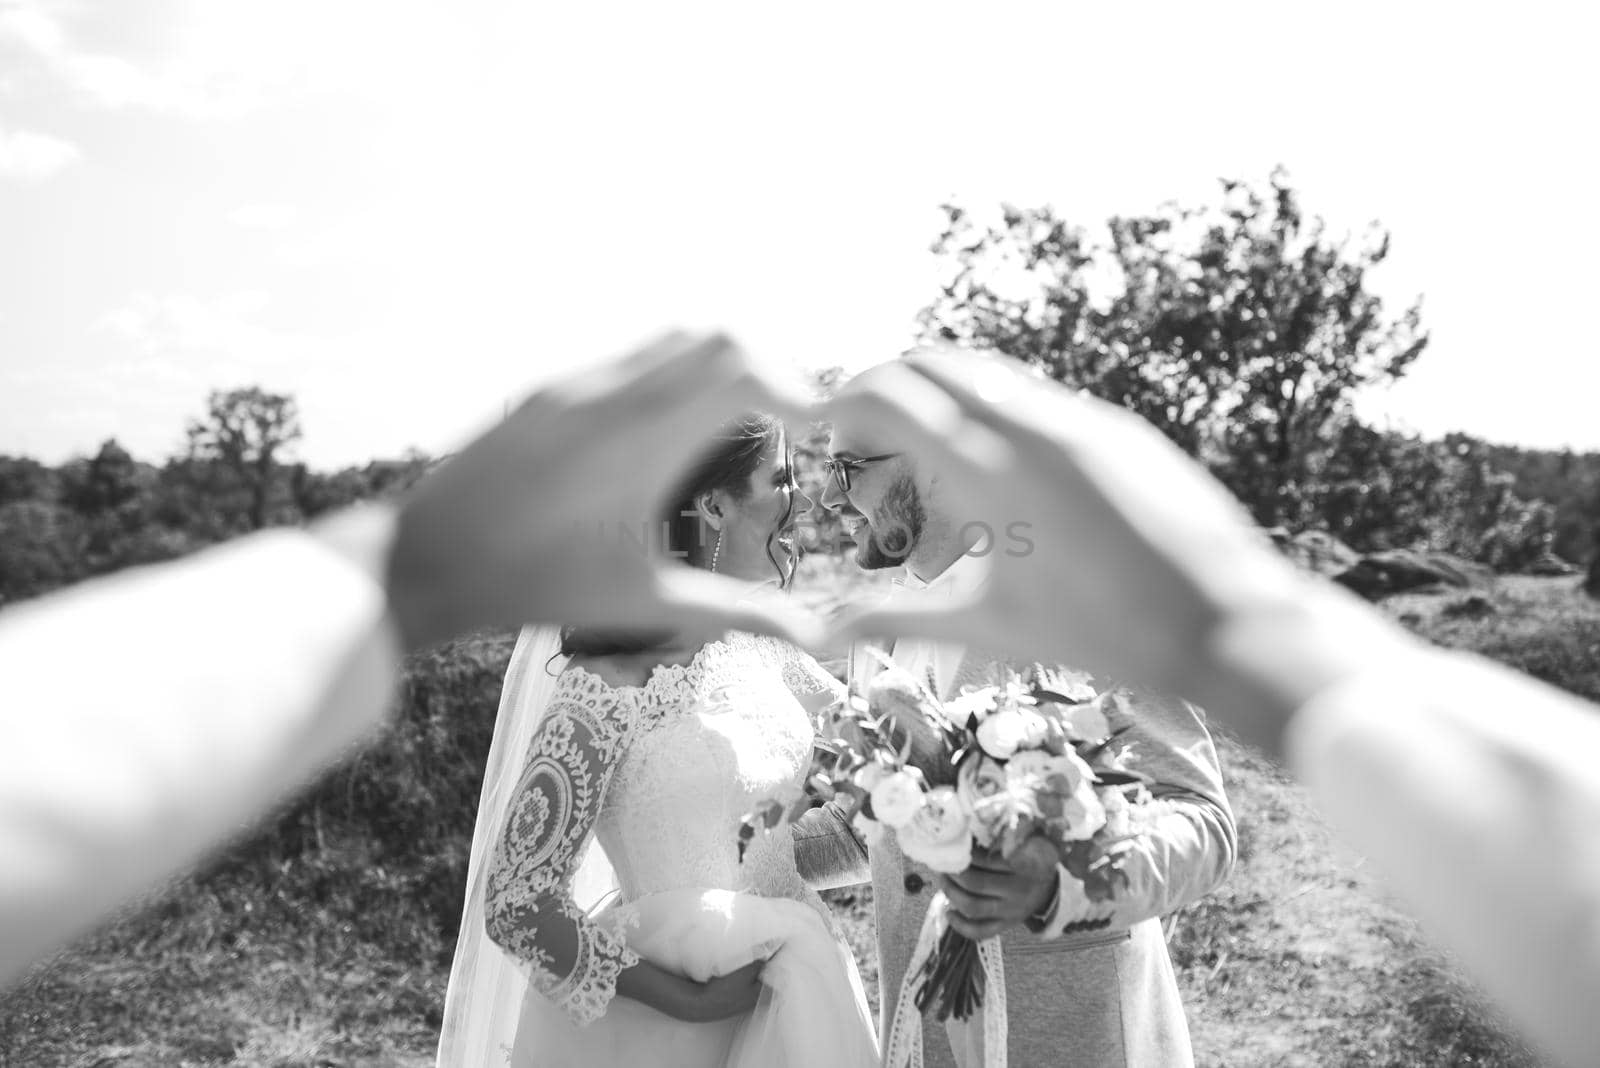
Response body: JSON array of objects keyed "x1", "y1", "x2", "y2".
[{"x1": 2, "y1": 3, "x2": 1596, "y2": 1066}]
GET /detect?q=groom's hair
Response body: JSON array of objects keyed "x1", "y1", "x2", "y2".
[{"x1": 559, "y1": 412, "x2": 785, "y2": 659}]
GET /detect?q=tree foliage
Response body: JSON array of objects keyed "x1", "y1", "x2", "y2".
[
  {"x1": 0, "y1": 499, "x2": 85, "y2": 605},
  {"x1": 1306, "y1": 424, "x2": 1557, "y2": 570},
  {"x1": 0, "y1": 388, "x2": 429, "y2": 605},
  {"x1": 185, "y1": 386, "x2": 304, "y2": 531},
  {"x1": 922, "y1": 169, "x2": 1429, "y2": 528}
]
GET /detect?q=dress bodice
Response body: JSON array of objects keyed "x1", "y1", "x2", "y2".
[
  {"x1": 592, "y1": 632, "x2": 820, "y2": 905},
  {"x1": 480, "y1": 628, "x2": 844, "y2": 1029}
]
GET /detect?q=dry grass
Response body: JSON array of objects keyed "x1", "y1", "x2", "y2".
[{"x1": 4, "y1": 569, "x2": 1591, "y2": 1066}]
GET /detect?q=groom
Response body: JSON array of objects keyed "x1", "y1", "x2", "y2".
[{"x1": 795, "y1": 357, "x2": 1238, "y2": 1067}]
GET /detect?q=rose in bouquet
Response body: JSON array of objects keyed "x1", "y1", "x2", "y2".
[{"x1": 738, "y1": 652, "x2": 1161, "y2": 1026}]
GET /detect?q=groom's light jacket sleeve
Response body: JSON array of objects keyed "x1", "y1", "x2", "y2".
[
  {"x1": 1037, "y1": 687, "x2": 1238, "y2": 938},
  {"x1": 784, "y1": 645, "x2": 875, "y2": 892},
  {"x1": 0, "y1": 526, "x2": 401, "y2": 985}
]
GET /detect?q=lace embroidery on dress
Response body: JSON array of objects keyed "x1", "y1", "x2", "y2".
[
  {"x1": 487, "y1": 633, "x2": 848, "y2": 1030},
  {"x1": 603, "y1": 634, "x2": 836, "y2": 915},
  {"x1": 774, "y1": 637, "x2": 846, "y2": 698},
  {"x1": 483, "y1": 668, "x2": 643, "y2": 1027}
]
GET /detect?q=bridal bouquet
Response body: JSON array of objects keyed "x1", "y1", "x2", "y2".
[{"x1": 738, "y1": 653, "x2": 1159, "y2": 1025}]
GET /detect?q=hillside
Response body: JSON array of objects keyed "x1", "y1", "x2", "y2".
[{"x1": 4, "y1": 575, "x2": 1593, "y2": 1066}]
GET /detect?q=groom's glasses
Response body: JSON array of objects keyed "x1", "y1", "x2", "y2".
[{"x1": 822, "y1": 452, "x2": 900, "y2": 494}]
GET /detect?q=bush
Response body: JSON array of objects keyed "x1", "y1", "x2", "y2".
[{"x1": 244, "y1": 631, "x2": 515, "y2": 955}]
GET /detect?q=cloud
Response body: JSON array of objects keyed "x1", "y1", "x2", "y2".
[
  {"x1": 93, "y1": 289, "x2": 349, "y2": 396},
  {"x1": 101, "y1": 290, "x2": 276, "y2": 360},
  {"x1": 0, "y1": 123, "x2": 80, "y2": 179},
  {"x1": 0, "y1": 1, "x2": 471, "y2": 120},
  {"x1": 0, "y1": 1, "x2": 297, "y2": 118}
]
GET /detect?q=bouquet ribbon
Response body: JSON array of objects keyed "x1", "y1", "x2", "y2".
[{"x1": 884, "y1": 892, "x2": 1008, "y2": 1068}]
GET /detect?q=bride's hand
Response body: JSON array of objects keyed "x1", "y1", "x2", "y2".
[
  {"x1": 376, "y1": 331, "x2": 821, "y2": 652},
  {"x1": 664, "y1": 959, "x2": 767, "y2": 1023},
  {"x1": 616, "y1": 956, "x2": 766, "y2": 1023}
]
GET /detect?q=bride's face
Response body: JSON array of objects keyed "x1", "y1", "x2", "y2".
[{"x1": 709, "y1": 430, "x2": 811, "y2": 584}]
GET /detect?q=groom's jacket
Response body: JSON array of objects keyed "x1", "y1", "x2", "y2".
[{"x1": 795, "y1": 559, "x2": 1236, "y2": 1067}]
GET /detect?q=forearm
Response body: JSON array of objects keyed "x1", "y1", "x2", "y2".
[
  {"x1": 0, "y1": 528, "x2": 399, "y2": 985},
  {"x1": 1286, "y1": 650, "x2": 1600, "y2": 1068},
  {"x1": 480, "y1": 686, "x2": 639, "y2": 1023},
  {"x1": 1183, "y1": 574, "x2": 1419, "y2": 762},
  {"x1": 615, "y1": 957, "x2": 695, "y2": 1016}
]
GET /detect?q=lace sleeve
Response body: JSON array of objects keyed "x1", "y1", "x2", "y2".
[
  {"x1": 777, "y1": 640, "x2": 845, "y2": 699},
  {"x1": 483, "y1": 668, "x2": 641, "y2": 1026}
]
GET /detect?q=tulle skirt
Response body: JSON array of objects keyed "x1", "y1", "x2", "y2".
[{"x1": 509, "y1": 888, "x2": 879, "y2": 1068}]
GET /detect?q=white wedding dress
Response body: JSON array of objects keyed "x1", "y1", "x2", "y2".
[{"x1": 469, "y1": 631, "x2": 878, "y2": 1068}]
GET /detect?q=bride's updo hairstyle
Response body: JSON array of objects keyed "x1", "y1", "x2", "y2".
[{"x1": 558, "y1": 412, "x2": 788, "y2": 659}]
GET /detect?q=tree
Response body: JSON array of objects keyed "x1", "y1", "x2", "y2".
[
  {"x1": 60, "y1": 439, "x2": 166, "y2": 573},
  {"x1": 0, "y1": 455, "x2": 59, "y2": 507},
  {"x1": 1588, "y1": 526, "x2": 1600, "y2": 599},
  {"x1": 185, "y1": 387, "x2": 303, "y2": 531},
  {"x1": 290, "y1": 464, "x2": 373, "y2": 520},
  {"x1": 0, "y1": 500, "x2": 85, "y2": 605},
  {"x1": 921, "y1": 170, "x2": 1429, "y2": 527},
  {"x1": 64, "y1": 439, "x2": 145, "y2": 516},
  {"x1": 1303, "y1": 424, "x2": 1557, "y2": 570}
]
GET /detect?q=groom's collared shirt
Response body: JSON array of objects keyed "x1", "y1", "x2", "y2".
[{"x1": 887, "y1": 548, "x2": 990, "y2": 698}]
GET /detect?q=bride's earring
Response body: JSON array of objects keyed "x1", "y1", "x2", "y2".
[{"x1": 710, "y1": 529, "x2": 724, "y2": 574}]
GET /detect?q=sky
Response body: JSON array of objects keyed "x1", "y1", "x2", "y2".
[{"x1": 1, "y1": 1, "x2": 1595, "y2": 469}]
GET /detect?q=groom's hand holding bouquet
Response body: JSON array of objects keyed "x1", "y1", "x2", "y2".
[{"x1": 739, "y1": 653, "x2": 1165, "y2": 1026}]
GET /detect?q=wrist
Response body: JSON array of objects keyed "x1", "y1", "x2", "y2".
[
  {"x1": 1193, "y1": 577, "x2": 1415, "y2": 761},
  {"x1": 381, "y1": 498, "x2": 469, "y2": 653},
  {"x1": 307, "y1": 503, "x2": 426, "y2": 653},
  {"x1": 616, "y1": 959, "x2": 688, "y2": 1017}
]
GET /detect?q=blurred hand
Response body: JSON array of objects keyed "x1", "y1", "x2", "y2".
[
  {"x1": 939, "y1": 836, "x2": 1059, "y2": 941},
  {"x1": 378, "y1": 331, "x2": 819, "y2": 652},
  {"x1": 828, "y1": 346, "x2": 1409, "y2": 754}
]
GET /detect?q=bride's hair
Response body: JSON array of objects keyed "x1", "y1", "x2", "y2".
[{"x1": 559, "y1": 412, "x2": 791, "y2": 659}]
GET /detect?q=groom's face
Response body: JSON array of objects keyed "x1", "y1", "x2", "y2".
[{"x1": 820, "y1": 431, "x2": 924, "y2": 571}]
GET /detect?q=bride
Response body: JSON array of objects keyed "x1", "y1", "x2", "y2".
[{"x1": 436, "y1": 413, "x2": 878, "y2": 1067}]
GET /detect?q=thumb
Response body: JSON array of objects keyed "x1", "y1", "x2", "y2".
[
  {"x1": 650, "y1": 568, "x2": 827, "y2": 648},
  {"x1": 832, "y1": 601, "x2": 990, "y2": 652}
]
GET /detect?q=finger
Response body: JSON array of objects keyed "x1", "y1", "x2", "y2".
[
  {"x1": 899, "y1": 347, "x2": 1079, "y2": 451},
  {"x1": 947, "y1": 913, "x2": 1009, "y2": 942},
  {"x1": 834, "y1": 599, "x2": 1003, "y2": 653},
  {"x1": 631, "y1": 357, "x2": 820, "y2": 518},
  {"x1": 619, "y1": 333, "x2": 815, "y2": 434},
  {"x1": 909, "y1": 347, "x2": 1261, "y2": 535},
  {"x1": 648, "y1": 568, "x2": 826, "y2": 647},
  {"x1": 517, "y1": 329, "x2": 702, "y2": 413},
  {"x1": 965, "y1": 845, "x2": 1016, "y2": 874},
  {"x1": 609, "y1": 327, "x2": 696, "y2": 379},
  {"x1": 939, "y1": 867, "x2": 1009, "y2": 899},
  {"x1": 596, "y1": 329, "x2": 721, "y2": 400},
  {"x1": 824, "y1": 365, "x2": 1013, "y2": 509},
  {"x1": 944, "y1": 855, "x2": 1011, "y2": 886},
  {"x1": 941, "y1": 882, "x2": 1003, "y2": 920}
]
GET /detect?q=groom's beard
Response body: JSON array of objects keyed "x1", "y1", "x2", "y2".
[{"x1": 855, "y1": 475, "x2": 924, "y2": 571}]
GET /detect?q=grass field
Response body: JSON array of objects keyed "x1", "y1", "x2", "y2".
[{"x1": 4, "y1": 570, "x2": 1592, "y2": 1067}]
